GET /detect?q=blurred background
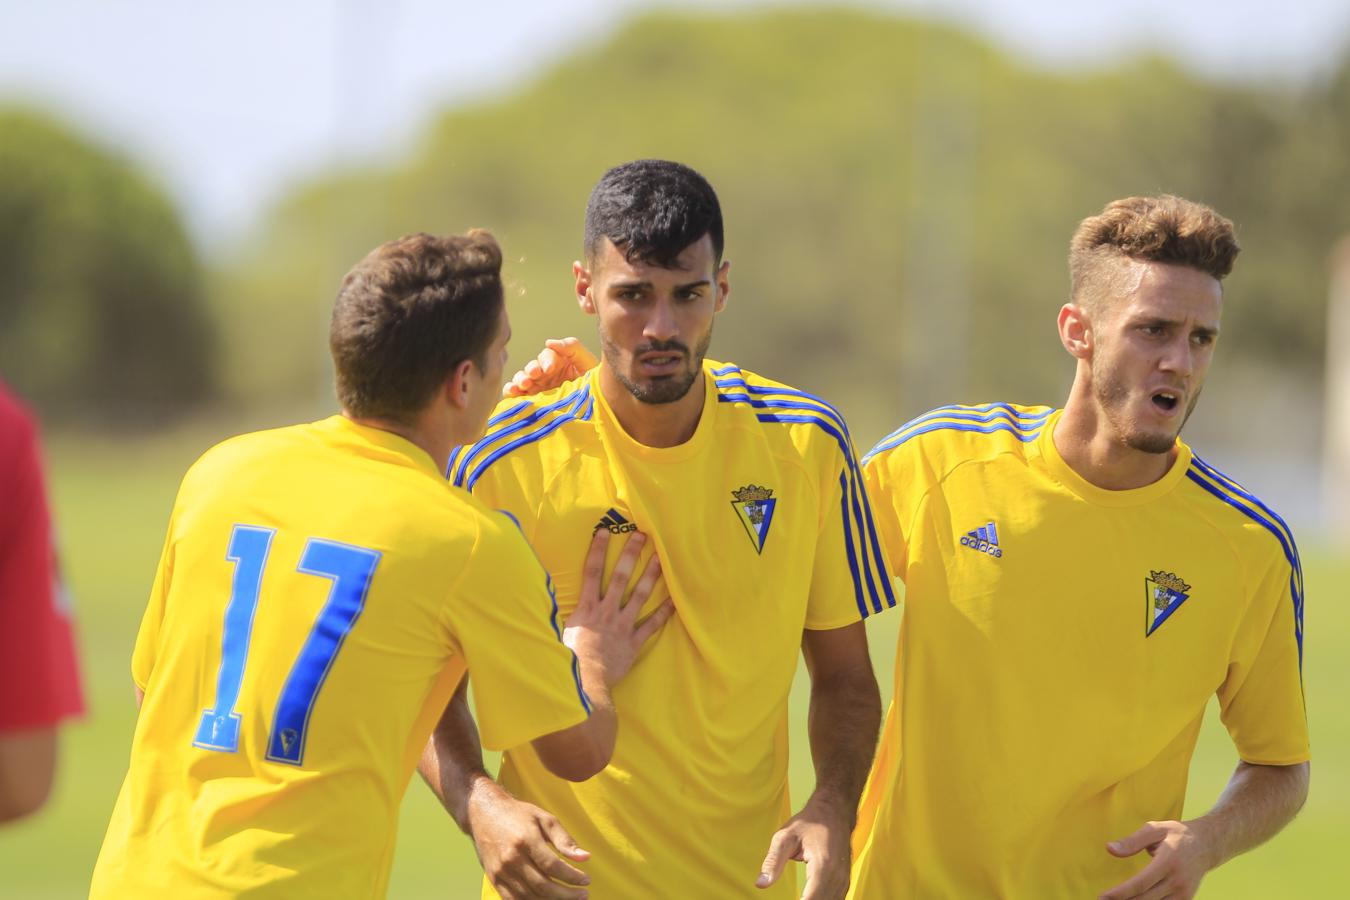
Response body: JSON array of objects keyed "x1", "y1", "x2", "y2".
[{"x1": 2, "y1": 0, "x2": 1347, "y2": 896}]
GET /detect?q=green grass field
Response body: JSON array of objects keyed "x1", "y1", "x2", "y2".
[{"x1": 2, "y1": 429, "x2": 1345, "y2": 898}]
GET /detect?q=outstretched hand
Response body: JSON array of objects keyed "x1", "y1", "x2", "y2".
[
  {"x1": 565, "y1": 527, "x2": 672, "y2": 689},
  {"x1": 503, "y1": 338, "x2": 598, "y2": 398}
]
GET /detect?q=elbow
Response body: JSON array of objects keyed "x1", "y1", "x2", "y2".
[{"x1": 544, "y1": 740, "x2": 610, "y2": 783}]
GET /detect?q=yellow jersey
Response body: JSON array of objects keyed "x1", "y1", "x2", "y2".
[
  {"x1": 91, "y1": 416, "x2": 590, "y2": 899},
  {"x1": 849, "y1": 403, "x2": 1308, "y2": 899},
  {"x1": 449, "y1": 360, "x2": 895, "y2": 899}
]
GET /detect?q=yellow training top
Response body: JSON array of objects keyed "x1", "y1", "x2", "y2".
[
  {"x1": 449, "y1": 360, "x2": 895, "y2": 899},
  {"x1": 849, "y1": 403, "x2": 1308, "y2": 899},
  {"x1": 91, "y1": 416, "x2": 589, "y2": 899}
]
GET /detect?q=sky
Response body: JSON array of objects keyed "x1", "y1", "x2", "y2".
[{"x1": 3, "y1": 0, "x2": 1348, "y2": 249}]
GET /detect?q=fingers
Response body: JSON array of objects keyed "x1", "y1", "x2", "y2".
[
  {"x1": 633, "y1": 599, "x2": 675, "y2": 647},
  {"x1": 577, "y1": 528, "x2": 611, "y2": 612},
  {"x1": 622, "y1": 552, "x2": 664, "y2": 622},
  {"x1": 497, "y1": 866, "x2": 589, "y2": 900},
  {"x1": 1108, "y1": 823, "x2": 1164, "y2": 858},
  {"x1": 756, "y1": 828, "x2": 800, "y2": 889},
  {"x1": 540, "y1": 815, "x2": 591, "y2": 863},
  {"x1": 527, "y1": 833, "x2": 590, "y2": 888},
  {"x1": 601, "y1": 531, "x2": 646, "y2": 607},
  {"x1": 545, "y1": 337, "x2": 598, "y2": 373},
  {"x1": 1098, "y1": 857, "x2": 1168, "y2": 900}
]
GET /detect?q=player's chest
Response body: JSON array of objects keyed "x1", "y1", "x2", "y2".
[
  {"x1": 910, "y1": 481, "x2": 1246, "y2": 689},
  {"x1": 532, "y1": 450, "x2": 819, "y2": 626}
]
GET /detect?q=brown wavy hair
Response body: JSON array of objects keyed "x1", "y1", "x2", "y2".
[
  {"x1": 330, "y1": 230, "x2": 503, "y2": 423},
  {"x1": 1069, "y1": 195, "x2": 1240, "y2": 309}
]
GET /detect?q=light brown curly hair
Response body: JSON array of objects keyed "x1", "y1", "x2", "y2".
[{"x1": 1069, "y1": 195, "x2": 1240, "y2": 310}]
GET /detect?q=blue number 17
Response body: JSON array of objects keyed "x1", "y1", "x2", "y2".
[{"x1": 193, "y1": 524, "x2": 381, "y2": 766}]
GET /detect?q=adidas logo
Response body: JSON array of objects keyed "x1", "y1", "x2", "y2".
[
  {"x1": 593, "y1": 508, "x2": 638, "y2": 534},
  {"x1": 959, "y1": 521, "x2": 1003, "y2": 558}
]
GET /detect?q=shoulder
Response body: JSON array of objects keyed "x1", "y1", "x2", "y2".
[
  {"x1": 862, "y1": 401, "x2": 1055, "y2": 477},
  {"x1": 1180, "y1": 452, "x2": 1302, "y2": 577},
  {"x1": 448, "y1": 378, "x2": 597, "y2": 490},
  {"x1": 710, "y1": 361, "x2": 854, "y2": 459},
  {"x1": 183, "y1": 424, "x2": 310, "y2": 483}
]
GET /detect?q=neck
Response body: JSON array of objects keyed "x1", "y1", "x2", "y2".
[
  {"x1": 342, "y1": 410, "x2": 454, "y2": 473},
  {"x1": 597, "y1": 364, "x2": 706, "y2": 448},
  {"x1": 1053, "y1": 373, "x2": 1177, "y2": 491}
]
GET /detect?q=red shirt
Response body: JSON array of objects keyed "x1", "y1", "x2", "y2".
[{"x1": 0, "y1": 382, "x2": 84, "y2": 731}]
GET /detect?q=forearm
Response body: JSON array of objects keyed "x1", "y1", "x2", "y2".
[
  {"x1": 804, "y1": 664, "x2": 881, "y2": 822},
  {"x1": 1191, "y1": 760, "x2": 1309, "y2": 868},
  {"x1": 417, "y1": 680, "x2": 494, "y2": 833}
]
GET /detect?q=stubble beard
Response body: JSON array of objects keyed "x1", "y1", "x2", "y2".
[
  {"x1": 601, "y1": 325, "x2": 714, "y2": 405},
  {"x1": 1091, "y1": 357, "x2": 1199, "y2": 455}
]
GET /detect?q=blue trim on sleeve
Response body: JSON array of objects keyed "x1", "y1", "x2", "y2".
[
  {"x1": 453, "y1": 386, "x2": 594, "y2": 491},
  {"x1": 450, "y1": 385, "x2": 591, "y2": 485},
  {"x1": 1185, "y1": 465, "x2": 1303, "y2": 670},
  {"x1": 863, "y1": 406, "x2": 1052, "y2": 464}
]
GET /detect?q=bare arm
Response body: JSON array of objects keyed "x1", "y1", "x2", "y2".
[
  {"x1": 418, "y1": 528, "x2": 671, "y2": 898},
  {"x1": 1099, "y1": 760, "x2": 1310, "y2": 900},
  {"x1": 758, "y1": 622, "x2": 882, "y2": 899},
  {"x1": 0, "y1": 728, "x2": 57, "y2": 824},
  {"x1": 419, "y1": 683, "x2": 593, "y2": 899}
]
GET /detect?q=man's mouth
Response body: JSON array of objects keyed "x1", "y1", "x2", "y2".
[
  {"x1": 636, "y1": 349, "x2": 686, "y2": 375},
  {"x1": 1150, "y1": 390, "x2": 1181, "y2": 414}
]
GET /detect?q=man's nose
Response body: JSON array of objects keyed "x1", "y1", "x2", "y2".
[
  {"x1": 644, "y1": 297, "x2": 678, "y2": 342},
  {"x1": 1159, "y1": 336, "x2": 1194, "y2": 378}
]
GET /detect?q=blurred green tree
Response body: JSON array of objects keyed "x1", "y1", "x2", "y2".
[
  {"x1": 218, "y1": 10, "x2": 1349, "y2": 444},
  {"x1": 0, "y1": 106, "x2": 213, "y2": 425}
]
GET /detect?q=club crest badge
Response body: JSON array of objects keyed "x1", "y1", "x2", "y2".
[
  {"x1": 1145, "y1": 570, "x2": 1192, "y2": 636},
  {"x1": 731, "y1": 484, "x2": 777, "y2": 554}
]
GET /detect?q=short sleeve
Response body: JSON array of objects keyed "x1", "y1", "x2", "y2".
[
  {"x1": 447, "y1": 516, "x2": 590, "y2": 752},
  {"x1": 805, "y1": 444, "x2": 898, "y2": 630},
  {"x1": 1216, "y1": 553, "x2": 1309, "y2": 765},
  {"x1": 131, "y1": 511, "x2": 177, "y2": 692},
  {"x1": 860, "y1": 438, "x2": 932, "y2": 582},
  {"x1": 0, "y1": 412, "x2": 84, "y2": 731}
]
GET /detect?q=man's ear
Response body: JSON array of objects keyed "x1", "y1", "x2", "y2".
[
  {"x1": 574, "y1": 261, "x2": 595, "y2": 315},
  {"x1": 446, "y1": 357, "x2": 477, "y2": 410},
  {"x1": 1058, "y1": 303, "x2": 1093, "y2": 362},
  {"x1": 714, "y1": 259, "x2": 730, "y2": 314}
]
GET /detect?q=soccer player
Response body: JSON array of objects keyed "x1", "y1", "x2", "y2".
[
  {"x1": 850, "y1": 196, "x2": 1309, "y2": 899},
  {"x1": 0, "y1": 379, "x2": 84, "y2": 824},
  {"x1": 505, "y1": 196, "x2": 1310, "y2": 899},
  {"x1": 423, "y1": 161, "x2": 892, "y2": 899},
  {"x1": 89, "y1": 231, "x2": 668, "y2": 898}
]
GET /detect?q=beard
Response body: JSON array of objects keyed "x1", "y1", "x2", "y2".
[
  {"x1": 1091, "y1": 357, "x2": 1200, "y2": 455},
  {"x1": 600, "y1": 325, "x2": 714, "y2": 405}
]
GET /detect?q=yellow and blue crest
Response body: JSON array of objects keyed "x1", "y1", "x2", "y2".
[
  {"x1": 731, "y1": 484, "x2": 777, "y2": 555},
  {"x1": 1144, "y1": 570, "x2": 1191, "y2": 636}
]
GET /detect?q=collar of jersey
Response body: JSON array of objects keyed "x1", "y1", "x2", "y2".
[
  {"x1": 588, "y1": 362, "x2": 718, "y2": 462},
  {"x1": 318, "y1": 414, "x2": 444, "y2": 479},
  {"x1": 1032, "y1": 409, "x2": 1193, "y2": 507}
]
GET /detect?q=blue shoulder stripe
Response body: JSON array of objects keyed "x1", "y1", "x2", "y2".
[
  {"x1": 731, "y1": 394, "x2": 897, "y2": 618},
  {"x1": 454, "y1": 386, "x2": 594, "y2": 491},
  {"x1": 487, "y1": 399, "x2": 534, "y2": 428},
  {"x1": 1185, "y1": 463, "x2": 1304, "y2": 670},
  {"x1": 864, "y1": 412, "x2": 1050, "y2": 465},
  {"x1": 450, "y1": 385, "x2": 591, "y2": 486},
  {"x1": 1192, "y1": 455, "x2": 1302, "y2": 576}
]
